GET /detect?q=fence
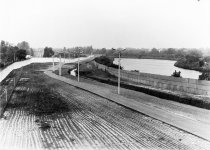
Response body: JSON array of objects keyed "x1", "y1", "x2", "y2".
[
  {"x1": 95, "y1": 62, "x2": 210, "y2": 96},
  {"x1": 0, "y1": 67, "x2": 23, "y2": 117}
]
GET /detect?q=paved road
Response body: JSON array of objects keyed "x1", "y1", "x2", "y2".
[{"x1": 45, "y1": 67, "x2": 210, "y2": 142}]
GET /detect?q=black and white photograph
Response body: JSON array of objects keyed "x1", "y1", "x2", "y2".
[{"x1": 0, "y1": 0, "x2": 210, "y2": 149}]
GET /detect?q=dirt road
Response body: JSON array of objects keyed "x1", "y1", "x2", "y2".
[{"x1": 0, "y1": 63, "x2": 210, "y2": 149}]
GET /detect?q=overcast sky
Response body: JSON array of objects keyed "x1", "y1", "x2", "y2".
[{"x1": 0, "y1": 0, "x2": 210, "y2": 49}]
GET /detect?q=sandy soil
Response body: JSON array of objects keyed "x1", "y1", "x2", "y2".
[{"x1": 0, "y1": 63, "x2": 210, "y2": 150}]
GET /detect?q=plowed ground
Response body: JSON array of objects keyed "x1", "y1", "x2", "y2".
[{"x1": 0, "y1": 63, "x2": 210, "y2": 150}]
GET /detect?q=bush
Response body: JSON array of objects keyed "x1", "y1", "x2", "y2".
[
  {"x1": 16, "y1": 49, "x2": 27, "y2": 60},
  {"x1": 199, "y1": 60, "x2": 205, "y2": 67},
  {"x1": 0, "y1": 63, "x2": 4, "y2": 68},
  {"x1": 95, "y1": 56, "x2": 123, "y2": 69},
  {"x1": 43, "y1": 47, "x2": 54, "y2": 57},
  {"x1": 95, "y1": 56, "x2": 113, "y2": 66},
  {"x1": 171, "y1": 70, "x2": 181, "y2": 77},
  {"x1": 199, "y1": 72, "x2": 210, "y2": 81}
]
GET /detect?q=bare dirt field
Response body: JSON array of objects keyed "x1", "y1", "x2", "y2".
[{"x1": 0, "y1": 63, "x2": 210, "y2": 150}]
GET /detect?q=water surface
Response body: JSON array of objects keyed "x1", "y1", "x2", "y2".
[{"x1": 114, "y1": 58, "x2": 201, "y2": 79}]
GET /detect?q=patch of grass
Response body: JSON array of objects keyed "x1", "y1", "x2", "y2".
[
  {"x1": 7, "y1": 63, "x2": 70, "y2": 116},
  {"x1": 26, "y1": 88, "x2": 69, "y2": 116},
  {"x1": 7, "y1": 84, "x2": 69, "y2": 116}
]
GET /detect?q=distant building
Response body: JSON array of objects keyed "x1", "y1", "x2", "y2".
[{"x1": 33, "y1": 48, "x2": 44, "y2": 57}]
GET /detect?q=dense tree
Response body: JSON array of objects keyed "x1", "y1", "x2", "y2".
[
  {"x1": 204, "y1": 56, "x2": 210, "y2": 62},
  {"x1": 95, "y1": 56, "x2": 123, "y2": 69},
  {"x1": 150, "y1": 48, "x2": 159, "y2": 55},
  {"x1": 175, "y1": 49, "x2": 186, "y2": 59},
  {"x1": 1, "y1": 40, "x2": 33, "y2": 68},
  {"x1": 84, "y1": 46, "x2": 93, "y2": 54},
  {"x1": 101, "y1": 48, "x2": 107, "y2": 55},
  {"x1": 0, "y1": 40, "x2": 19, "y2": 66},
  {"x1": 166, "y1": 48, "x2": 176, "y2": 55},
  {"x1": 17, "y1": 41, "x2": 30, "y2": 54},
  {"x1": 16, "y1": 49, "x2": 27, "y2": 60},
  {"x1": 199, "y1": 72, "x2": 210, "y2": 81},
  {"x1": 174, "y1": 49, "x2": 207, "y2": 72},
  {"x1": 5, "y1": 46, "x2": 15, "y2": 62},
  {"x1": 187, "y1": 49, "x2": 203, "y2": 58},
  {"x1": 43, "y1": 47, "x2": 54, "y2": 57},
  {"x1": 0, "y1": 40, "x2": 8, "y2": 63},
  {"x1": 30, "y1": 48, "x2": 34, "y2": 56}
]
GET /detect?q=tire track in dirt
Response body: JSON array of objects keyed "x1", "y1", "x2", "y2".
[
  {"x1": 0, "y1": 84, "x2": 44, "y2": 150},
  {"x1": 64, "y1": 91, "x2": 174, "y2": 149},
  {"x1": 59, "y1": 89, "x2": 182, "y2": 149},
  {"x1": 56, "y1": 83, "x2": 210, "y2": 150},
  {"x1": 1, "y1": 65, "x2": 210, "y2": 150}
]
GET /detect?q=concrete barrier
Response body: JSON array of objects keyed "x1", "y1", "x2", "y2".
[
  {"x1": 95, "y1": 62, "x2": 210, "y2": 96},
  {"x1": 0, "y1": 56, "x2": 94, "y2": 83}
]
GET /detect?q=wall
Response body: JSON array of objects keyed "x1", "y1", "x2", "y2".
[
  {"x1": 0, "y1": 56, "x2": 94, "y2": 83},
  {"x1": 95, "y1": 62, "x2": 210, "y2": 96}
]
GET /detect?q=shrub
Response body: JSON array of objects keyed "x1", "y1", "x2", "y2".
[
  {"x1": 43, "y1": 47, "x2": 54, "y2": 57},
  {"x1": 95, "y1": 56, "x2": 113, "y2": 66},
  {"x1": 95, "y1": 56, "x2": 123, "y2": 69},
  {"x1": 199, "y1": 72, "x2": 210, "y2": 81},
  {"x1": 0, "y1": 62, "x2": 4, "y2": 68},
  {"x1": 16, "y1": 49, "x2": 27, "y2": 60},
  {"x1": 171, "y1": 70, "x2": 181, "y2": 77}
]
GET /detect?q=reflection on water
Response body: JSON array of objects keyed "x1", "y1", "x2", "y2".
[{"x1": 114, "y1": 58, "x2": 201, "y2": 79}]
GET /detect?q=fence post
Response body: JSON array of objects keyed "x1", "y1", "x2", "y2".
[
  {"x1": 14, "y1": 77, "x2": 16, "y2": 87},
  {"x1": 5, "y1": 89, "x2": 7, "y2": 102},
  {"x1": 53, "y1": 56, "x2": 55, "y2": 72}
]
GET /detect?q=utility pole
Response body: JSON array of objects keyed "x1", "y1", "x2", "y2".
[
  {"x1": 59, "y1": 54, "x2": 61, "y2": 76},
  {"x1": 14, "y1": 52, "x2": 16, "y2": 62},
  {"x1": 52, "y1": 55, "x2": 55, "y2": 72},
  {"x1": 118, "y1": 52, "x2": 121, "y2": 94},
  {"x1": 69, "y1": 51, "x2": 70, "y2": 63},
  {"x1": 78, "y1": 53, "x2": 80, "y2": 82},
  {"x1": 77, "y1": 48, "x2": 83, "y2": 82},
  {"x1": 112, "y1": 48, "x2": 126, "y2": 95}
]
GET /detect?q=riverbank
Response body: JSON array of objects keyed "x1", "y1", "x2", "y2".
[
  {"x1": 174, "y1": 57, "x2": 210, "y2": 73},
  {"x1": 113, "y1": 57, "x2": 201, "y2": 79},
  {"x1": 118, "y1": 56, "x2": 178, "y2": 61},
  {"x1": 174, "y1": 61, "x2": 205, "y2": 72},
  {"x1": 113, "y1": 56, "x2": 210, "y2": 73}
]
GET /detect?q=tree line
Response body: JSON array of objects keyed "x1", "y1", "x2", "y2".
[
  {"x1": 43, "y1": 46, "x2": 94, "y2": 58},
  {"x1": 47, "y1": 46, "x2": 206, "y2": 61},
  {"x1": 0, "y1": 40, "x2": 33, "y2": 68},
  {"x1": 92, "y1": 47, "x2": 209, "y2": 60}
]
